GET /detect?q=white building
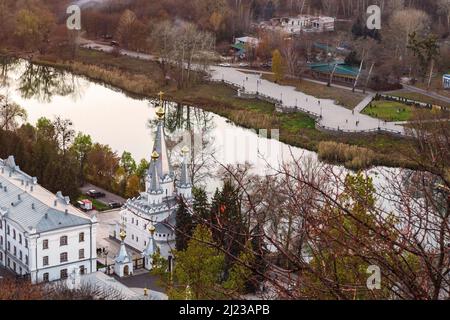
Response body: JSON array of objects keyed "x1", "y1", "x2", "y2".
[
  {"x1": 235, "y1": 36, "x2": 260, "y2": 48},
  {"x1": 115, "y1": 100, "x2": 193, "y2": 267},
  {"x1": 0, "y1": 156, "x2": 98, "y2": 284},
  {"x1": 311, "y1": 16, "x2": 335, "y2": 32},
  {"x1": 265, "y1": 15, "x2": 335, "y2": 34},
  {"x1": 444, "y1": 74, "x2": 450, "y2": 89}
]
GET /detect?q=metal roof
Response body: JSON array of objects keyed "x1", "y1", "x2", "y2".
[{"x1": 0, "y1": 156, "x2": 92, "y2": 234}]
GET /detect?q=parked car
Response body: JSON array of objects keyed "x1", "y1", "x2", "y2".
[
  {"x1": 86, "y1": 189, "x2": 106, "y2": 198},
  {"x1": 238, "y1": 62, "x2": 249, "y2": 67},
  {"x1": 108, "y1": 202, "x2": 122, "y2": 209},
  {"x1": 218, "y1": 62, "x2": 231, "y2": 67},
  {"x1": 77, "y1": 199, "x2": 93, "y2": 211}
]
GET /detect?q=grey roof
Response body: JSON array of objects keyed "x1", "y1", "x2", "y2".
[
  {"x1": 177, "y1": 155, "x2": 192, "y2": 188},
  {"x1": 115, "y1": 241, "x2": 132, "y2": 264},
  {"x1": 152, "y1": 120, "x2": 173, "y2": 179},
  {"x1": 143, "y1": 234, "x2": 158, "y2": 257},
  {"x1": 155, "y1": 211, "x2": 176, "y2": 234},
  {"x1": 147, "y1": 159, "x2": 163, "y2": 194},
  {"x1": 0, "y1": 156, "x2": 92, "y2": 234}
]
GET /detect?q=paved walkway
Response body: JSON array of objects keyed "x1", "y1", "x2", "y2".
[
  {"x1": 210, "y1": 66, "x2": 404, "y2": 134},
  {"x1": 402, "y1": 84, "x2": 450, "y2": 104}
]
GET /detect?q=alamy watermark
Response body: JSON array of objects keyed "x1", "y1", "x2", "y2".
[
  {"x1": 366, "y1": 265, "x2": 381, "y2": 290},
  {"x1": 366, "y1": 5, "x2": 381, "y2": 30},
  {"x1": 66, "y1": 5, "x2": 81, "y2": 31}
]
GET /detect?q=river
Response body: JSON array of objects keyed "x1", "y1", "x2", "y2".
[{"x1": 0, "y1": 59, "x2": 397, "y2": 199}]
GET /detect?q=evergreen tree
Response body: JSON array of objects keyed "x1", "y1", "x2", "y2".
[
  {"x1": 192, "y1": 186, "x2": 210, "y2": 222},
  {"x1": 171, "y1": 225, "x2": 225, "y2": 299},
  {"x1": 210, "y1": 180, "x2": 247, "y2": 278},
  {"x1": 175, "y1": 196, "x2": 194, "y2": 251}
]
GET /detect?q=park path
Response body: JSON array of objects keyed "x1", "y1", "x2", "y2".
[
  {"x1": 79, "y1": 41, "x2": 404, "y2": 135},
  {"x1": 354, "y1": 92, "x2": 376, "y2": 113},
  {"x1": 210, "y1": 66, "x2": 404, "y2": 134},
  {"x1": 402, "y1": 84, "x2": 450, "y2": 105}
]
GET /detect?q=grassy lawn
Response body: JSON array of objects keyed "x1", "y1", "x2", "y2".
[
  {"x1": 77, "y1": 49, "x2": 164, "y2": 78},
  {"x1": 261, "y1": 74, "x2": 365, "y2": 110},
  {"x1": 388, "y1": 90, "x2": 450, "y2": 109},
  {"x1": 77, "y1": 196, "x2": 110, "y2": 211},
  {"x1": 362, "y1": 100, "x2": 413, "y2": 122}
]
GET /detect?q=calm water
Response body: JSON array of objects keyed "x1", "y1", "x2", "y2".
[{"x1": 0, "y1": 59, "x2": 396, "y2": 197}]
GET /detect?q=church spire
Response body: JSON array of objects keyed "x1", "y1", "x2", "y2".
[
  {"x1": 152, "y1": 92, "x2": 172, "y2": 180},
  {"x1": 142, "y1": 223, "x2": 159, "y2": 270},
  {"x1": 177, "y1": 146, "x2": 192, "y2": 199},
  {"x1": 148, "y1": 151, "x2": 163, "y2": 194}
]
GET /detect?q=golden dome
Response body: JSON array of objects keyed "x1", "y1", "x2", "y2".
[
  {"x1": 151, "y1": 150, "x2": 160, "y2": 160},
  {"x1": 156, "y1": 91, "x2": 165, "y2": 119},
  {"x1": 181, "y1": 146, "x2": 189, "y2": 155},
  {"x1": 156, "y1": 106, "x2": 165, "y2": 119},
  {"x1": 119, "y1": 230, "x2": 127, "y2": 241},
  {"x1": 148, "y1": 223, "x2": 156, "y2": 234}
]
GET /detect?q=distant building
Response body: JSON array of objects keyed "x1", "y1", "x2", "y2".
[
  {"x1": 261, "y1": 15, "x2": 335, "y2": 35},
  {"x1": 0, "y1": 156, "x2": 98, "y2": 284},
  {"x1": 311, "y1": 16, "x2": 335, "y2": 32},
  {"x1": 231, "y1": 36, "x2": 260, "y2": 59},
  {"x1": 443, "y1": 74, "x2": 450, "y2": 89},
  {"x1": 308, "y1": 61, "x2": 359, "y2": 84}
]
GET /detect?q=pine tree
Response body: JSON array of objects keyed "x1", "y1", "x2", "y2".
[
  {"x1": 192, "y1": 186, "x2": 210, "y2": 222},
  {"x1": 171, "y1": 225, "x2": 225, "y2": 300},
  {"x1": 210, "y1": 180, "x2": 247, "y2": 278},
  {"x1": 175, "y1": 196, "x2": 193, "y2": 251}
]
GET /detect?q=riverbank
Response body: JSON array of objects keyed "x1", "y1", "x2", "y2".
[{"x1": 19, "y1": 50, "x2": 417, "y2": 170}]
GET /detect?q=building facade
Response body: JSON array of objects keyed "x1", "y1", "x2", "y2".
[
  {"x1": 114, "y1": 100, "x2": 193, "y2": 265},
  {"x1": 0, "y1": 156, "x2": 97, "y2": 284},
  {"x1": 444, "y1": 74, "x2": 450, "y2": 89},
  {"x1": 262, "y1": 15, "x2": 335, "y2": 34}
]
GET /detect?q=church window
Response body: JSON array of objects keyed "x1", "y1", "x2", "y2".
[{"x1": 43, "y1": 239, "x2": 49, "y2": 249}]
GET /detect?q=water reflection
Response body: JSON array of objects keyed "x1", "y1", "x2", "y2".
[
  {"x1": 17, "y1": 62, "x2": 83, "y2": 102},
  {"x1": 148, "y1": 101, "x2": 217, "y2": 187},
  {"x1": 0, "y1": 55, "x2": 19, "y2": 86}
]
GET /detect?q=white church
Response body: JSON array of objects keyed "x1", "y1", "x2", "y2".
[{"x1": 113, "y1": 96, "x2": 193, "y2": 274}]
